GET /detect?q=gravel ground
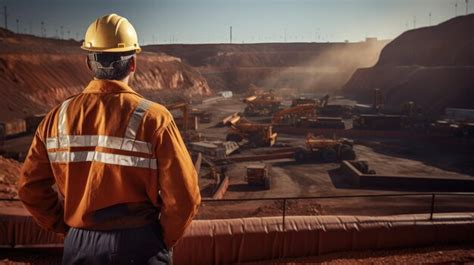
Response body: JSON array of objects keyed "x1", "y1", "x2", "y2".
[
  {"x1": 1, "y1": 244, "x2": 474, "y2": 264},
  {"x1": 240, "y1": 243, "x2": 474, "y2": 265}
]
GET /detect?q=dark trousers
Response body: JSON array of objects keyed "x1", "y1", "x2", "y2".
[{"x1": 62, "y1": 222, "x2": 171, "y2": 265}]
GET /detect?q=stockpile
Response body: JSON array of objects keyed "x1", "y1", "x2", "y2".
[{"x1": 0, "y1": 156, "x2": 21, "y2": 199}]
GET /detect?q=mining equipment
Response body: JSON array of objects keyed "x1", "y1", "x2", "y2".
[
  {"x1": 353, "y1": 114, "x2": 404, "y2": 130},
  {"x1": 271, "y1": 104, "x2": 317, "y2": 125},
  {"x1": 166, "y1": 102, "x2": 190, "y2": 131},
  {"x1": 224, "y1": 114, "x2": 277, "y2": 147},
  {"x1": 190, "y1": 108, "x2": 212, "y2": 124},
  {"x1": 291, "y1": 97, "x2": 317, "y2": 107},
  {"x1": 246, "y1": 163, "x2": 271, "y2": 190},
  {"x1": 316, "y1": 94, "x2": 354, "y2": 118},
  {"x1": 166, "y1": 103, "x2": 203, "y2": 141},
  {"x1": 243, "y1": 90, "x2": 282, "y2": 116},
  {"x1": 294, "y1": 134, "x2": 356, "y2": 162},
  {"x1": 189, "y1": 141, "x2": 239, "y2": 159}
]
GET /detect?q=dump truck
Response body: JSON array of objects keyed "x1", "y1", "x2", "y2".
[
  {"x1": 224, "y1": 113, "x2": 277, "y2": 147},
  {"x1": 243, "y1": 90, "x2": 282, "y2": 116},
  {"x1": 246, "y1": 163, "x2": 271, "y2": 190},
  {"x1": 226, "y1": 121, "x2": 277, "y2": 147},
  {"x1": 294, "y1": 134, "x2": 356, "y2": 162}
]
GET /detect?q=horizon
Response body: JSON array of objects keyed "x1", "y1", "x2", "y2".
[{"x1": 0, "y1": 0, "x2": 469, "y2": 45}]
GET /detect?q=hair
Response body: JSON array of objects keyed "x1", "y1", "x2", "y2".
[{"x1": 88, "y1": 51, "x2": 135, "y2": 80}]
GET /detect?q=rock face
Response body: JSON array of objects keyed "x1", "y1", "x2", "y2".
[
  {"x1": 0, "y1": 29, "x2": 211, "y2": 120},
  {"x1": 0, "y1": 156, "x2": 21, "y2": 199},
  {"x1": 343, "y1": 14, "x2": 474, "y2": 114},
  {"x1": 145, "y1": 41, "x2": 389, "y2": 94}
]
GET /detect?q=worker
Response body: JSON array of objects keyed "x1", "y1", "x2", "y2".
[{"x1": 18, "y1": 14, "x2": 200, "y2": 264}]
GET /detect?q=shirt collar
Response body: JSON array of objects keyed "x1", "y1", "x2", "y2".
[{"x1": 82, "y1": 79, "x2": 141, "y2": 96}]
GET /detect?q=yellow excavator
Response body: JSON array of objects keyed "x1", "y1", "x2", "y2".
[{"x1": 294, "y1": 133, "x2": 356, "y2": 162}]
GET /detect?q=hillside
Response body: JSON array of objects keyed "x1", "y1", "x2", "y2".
[
  {"x1": 0, "y1": 29, "x2": 211, "y2": 120},
  {"x1": 144, "y1": 41, "x2": 389, "y2": 94},
  {"x1": 343, "y1": 14, "x2": 474, "y2": 114}
]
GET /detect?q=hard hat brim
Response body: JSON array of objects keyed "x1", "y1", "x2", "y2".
[{"x1": 81, "y1": 46, "x2": 142, "y2": 54}]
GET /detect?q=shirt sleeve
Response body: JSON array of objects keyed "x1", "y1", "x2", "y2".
[
  {"x1": 18, "y1": 131, "x2": 68, "y2": 233},
  {"x1": 155, "y1": 119, "x2": 201, "y2": 248}
]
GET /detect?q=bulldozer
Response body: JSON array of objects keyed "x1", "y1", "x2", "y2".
[
  {"x1": 294, "y1": 133, "x2": 356, "y2": 162},
  {"x1": 224, "y1": 113, "x2": 277, "y2": 147}
]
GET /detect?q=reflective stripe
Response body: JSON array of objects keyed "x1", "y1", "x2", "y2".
[
  {"x1": 125, "y1": 99, "x2": 153, "y2": 139},
  {"x1": 57, "y1": 98, "x2": 73, "y2": 137},
  {"x1": 48, "y1": 151, "x2": 157, "y2": 169},
  {"x1": 45, "y1": 135, "x2": 152, "y2": 154}
]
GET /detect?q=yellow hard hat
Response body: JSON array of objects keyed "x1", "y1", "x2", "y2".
[{"x1": 81, "y1": 14, "x2": 141, "y2": 53}]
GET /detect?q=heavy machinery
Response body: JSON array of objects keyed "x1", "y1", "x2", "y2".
[
  {"x1": 224, "y1": 114, "x2": 277, "y2": 147},
  {"x1": 246, "y1": 163, "x2": 271, "y2": 190},
  {"x1": 294, "y1": 134, "x2": 356, "y2": 162},
  {"x1": 166, "y1": 103, "x2": 203, "y2": 141},
  {"x1": 243, "y1": 90, "x2": 282, "y2": 116},
  {"x1": 271, "y1": 104, "x2": 316, "y2": 125},
  {"x1": 291, "y1": 97, "x2": 317, "y2": 107},
  {"x1": 166, "y1": 103, "x2": 190, "y2": 131}
]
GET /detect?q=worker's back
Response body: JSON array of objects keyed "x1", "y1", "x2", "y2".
[
  {"x1": 20, "y1": 79, "x2": 200, "y2": 248},
  {"x1": 40, "y1": 79, "x2": 168, "y2": 230}
]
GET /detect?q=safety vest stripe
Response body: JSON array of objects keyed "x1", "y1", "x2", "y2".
[
  {"x1": 47, "y1": 151, "x2": 157, "y2": 169},
  {"x1": 57, "y1": 98, "x2": 73, "y2": 137},
  {"x1": 125, "y1": 99, "x2": 153, "y2": 139},
  {"x1": 45, "y1": 135, "x2": 152, "y2": 154}
]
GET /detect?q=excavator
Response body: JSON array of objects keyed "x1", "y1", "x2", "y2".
[
  {"x1": 224, "y1": 114, "x2": 277, "y2": 147},
  {"x1": 294, "y1": 133, "x2": 356, "y2": 162}
]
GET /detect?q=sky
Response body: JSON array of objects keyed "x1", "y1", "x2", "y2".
[{"x1": 0, "y1": 0, "x2": 468, "y2": 44}]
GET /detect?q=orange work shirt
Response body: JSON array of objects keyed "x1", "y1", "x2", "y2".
[{"x1": 19, "y1": 79, "x2": 201, "y2": 248}]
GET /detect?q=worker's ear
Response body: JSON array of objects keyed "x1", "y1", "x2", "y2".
[
  {"x1": 129, "y1": 56, "x2": 136, "y2": 73},
  {"x1": 85, "y1": 56, "x2": 92, "y2": 71}
]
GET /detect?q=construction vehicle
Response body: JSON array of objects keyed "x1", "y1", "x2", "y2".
[
  {"x1": 166, "y1": 102, "x2": 203, "y2": 141},
  {"x1": 294, "y1": 134, "x2": 356, "y2": 162},
  {"x1": 246, "y1": 163, "x2": 271, "y2": 190},
  {"x1": 291, "y1": 97, "x2": 317, "y2": 107},
  {"x1": 166, "y1": 103, "x2": 190, "y2": 131},
  {"x1": 190, "y1": 108, "x2": 212, "y2": 123},
  {"x1": 224, "y1": 114, "x2": 277, "y2": 147},
  {"x1": 189, "y1": 141, "x2": 239, "y2": 159},
  {"x1": 243, "y1": 90, "x2": 282, "y2": 116},
  {"x1": 271, "y1": 104, "x2": 317, "y2": 125}
]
